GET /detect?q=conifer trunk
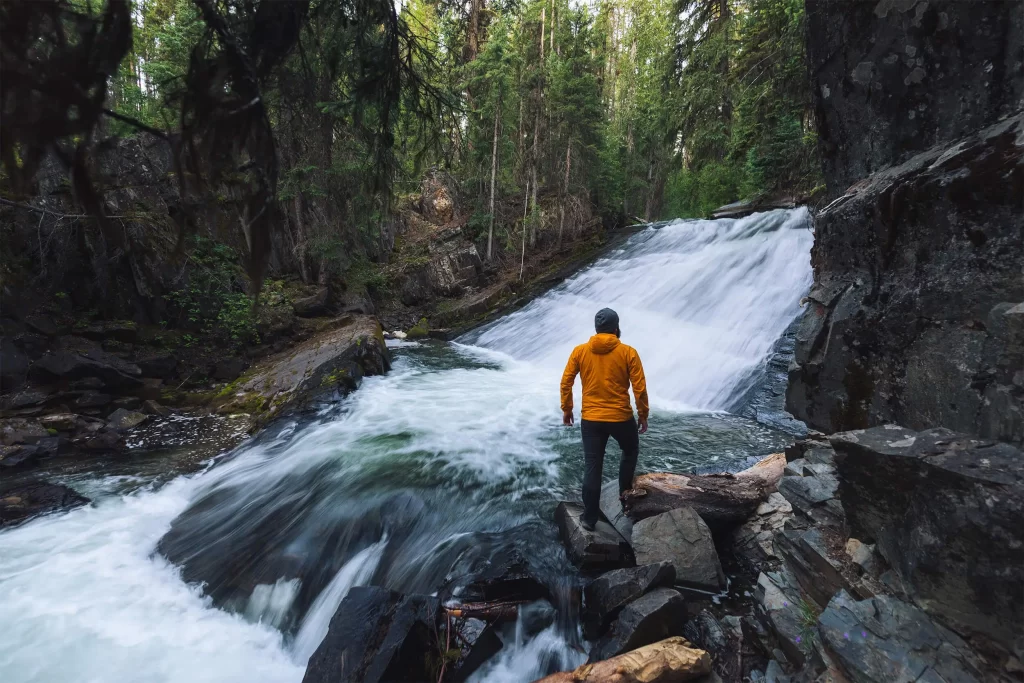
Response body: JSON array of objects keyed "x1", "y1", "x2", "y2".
[
  {"x1": 558, "y1": 138, "x2": 571, "y2": 246},
  {"x1": 487, "y1": 98, "x2": 501, "y2": 262}
]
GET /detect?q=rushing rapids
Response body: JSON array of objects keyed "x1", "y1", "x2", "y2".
[{"x1": 0, "y1": 208, "x2": 813, "y2": 683}]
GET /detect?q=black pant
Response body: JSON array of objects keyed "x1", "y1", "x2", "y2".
[{"x1": 580, "y1": 418, "x2": 639, "y2": 526}]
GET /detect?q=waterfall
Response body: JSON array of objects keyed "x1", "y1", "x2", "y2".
[{"x1": 0, "y1": 208, "x2": 813, "y2": 683}]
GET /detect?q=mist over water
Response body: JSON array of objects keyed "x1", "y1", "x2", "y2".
[{"x1": 0, "y1": 209, "x2": 812, "y2": 683}]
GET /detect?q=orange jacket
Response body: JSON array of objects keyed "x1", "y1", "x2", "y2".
[{"x1": 560, "y1": 333, "x2": 649, "y2": 422}]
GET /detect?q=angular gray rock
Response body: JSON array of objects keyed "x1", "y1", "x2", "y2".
[
  {"x1": 599, "y1": 479, "x2": 633, "y2": 540},
  {"x1": 588, "y1": 587, "x2": 687, "y2": 662},
  {"x1": 817, "y1": 590, "x2": 984, "y2": 683},
  {"x1": 632, "y1": 506, "x2": 724, "y2": 591},
  {"x1": 776, "y1": 455, "x2": 844, "y2": 529},
  {"x1": 30, "y1": 342, "x2": 143, "y2": 390},
  {"x1": 582, "y1": 562, "x2": 675, "y2": 639},
  {"x1": 830, "y1": 426, "x2": 1024, "y2": 658},
  {"x1": 555, "y1": 501, "x2": 635, "y2": 571},
  {"x1": 302, "y1": 586, "x2": 439, "y2": 683},
  {"x1": 754, "y1": 571, "x2": 812, "y2": 670},
  {"x1": 682, "y1": 611, "x2": 743, "y2": 683},
  {"x1": 292, "y1": 287, "x2": 330, "y2": 318},
  {"x1": 731, "y1": 491, "x2": 793, "y2": 570},
  {"x1": 106, "y1": 408, "x2": 148, "y2": 431},
  {"x1": 774, "y1": 527, "x2": 848, "y2": 610}
]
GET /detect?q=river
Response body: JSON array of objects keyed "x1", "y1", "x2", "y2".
[{"x1": 0, "y1": 208, "x2": 813, "y2": 683}]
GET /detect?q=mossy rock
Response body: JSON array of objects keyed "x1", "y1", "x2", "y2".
[{"x1": 406, "y1": 317, "x2": 431, "y2": 339}]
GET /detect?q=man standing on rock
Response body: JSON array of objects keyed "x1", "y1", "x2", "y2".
[{"x1": 560, "y1": 308, "x2": 649, "y2": 531}]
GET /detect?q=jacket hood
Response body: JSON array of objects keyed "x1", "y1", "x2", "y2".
[{"x1": 589, "y1": 333, "x2": 620, "y2": 355}]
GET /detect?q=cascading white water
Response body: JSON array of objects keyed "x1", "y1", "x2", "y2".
[
  {"x1": 467, "y1": 207, "x2": 814, "y2": 411},
  {"x1": 0, "y1": 209, "x2": 813, "y2": 683}
]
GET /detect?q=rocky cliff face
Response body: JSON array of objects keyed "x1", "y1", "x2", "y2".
[
  {"x1": 806, "y1": 0, "x2": 1024, "y2": 196},
  {"x1": 788, "y1": 0, "x2": 1024, "y2": 444}
]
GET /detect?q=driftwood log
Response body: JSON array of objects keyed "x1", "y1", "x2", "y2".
[
  {"x1": 624, "y1": 453, "x2": 785, "y2": 533},
  {"x1": 443, "y1": 601, "x2": 520, "y2": 622},
  {"x1": 532, "y1": 636, "x2": 712, "y2": 683}
]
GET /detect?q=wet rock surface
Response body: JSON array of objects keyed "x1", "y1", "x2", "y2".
[
  {"x1": 632, "y1": 506, "x2": 724, "y2": 592},
  {"x1": 582, "y1": 562, "x2": 675, "y2": 640},
  {"x1": 588, "y1": 587, "x2": 688, "y2": 662},
  {"x1": 830, "y1": 425, "x2": 1024, "y2": 657},
  {"x1": 0, "y1": 481, "x2": 89, "y2": 527},
  {"x1": 555, "y1": 501, "x2": 635, "y2": 571},
  {"x1": 302, "y1": 586, "x2": 440, "y2": 683},
  {"x1": 817, "y1": 590, "x2": 985, "y2": 683}
]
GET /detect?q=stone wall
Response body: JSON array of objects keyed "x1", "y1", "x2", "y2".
[{"x1": 806, "y1": 0, "x2": 1024, "y2": 196}]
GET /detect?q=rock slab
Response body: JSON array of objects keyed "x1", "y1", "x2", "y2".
[
  {"x1": 589, "y1": 588, "x2": 688, "y2": 662},
  {"x1": 582, "y1": 562, "x2": 675, "y2": 640},
  {"x1": 817, "y1": 590, "x2": 984, "y2": 683},
  {"x1": 831, "y1": 425, "x2": 1024, "y2": 657},
  {"x1": 302, "y1": 586, "x2": 439, "y2": 683},
  {"x1": 216, "y1": 315, "x2": 391, "y2": 426},
  {"x1": 0, "y1": 482, "x2": 89, "y2": 527},
  {"x1": 632, "y1": 507, "x2": 724, "y2": 591},
  {"x1": 555, "y1": 501, "x2": 635, "y2": 571}
]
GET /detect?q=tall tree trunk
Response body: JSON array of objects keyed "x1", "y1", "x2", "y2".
[
  {"x1": 520, "y1": 178, "x2": 530, "y2": 280},
  {"x1": 293, "y1": 193, "x2": 311, "y2": 283},
  {"x1": 558, "y1": 137, "x2": 571, "y2": 247},
  {"x1": 718, "y1": 0, "x2": 732, "y2": 147},
  {"x1": 467, "y1": 0, "x2": 482, "y2": 62},
  {"x1": 529, "y1": 7, "x2": 545, "y2": 248},
  {"x1": 644, "y1": 154, "x2": 655, "y2": 222},
  {"x1": 487, "y1": 98, "x2": 501, "y2": 262},
  {"x1": 549, "y1": 0, "x2": 555, "y2": 55}
]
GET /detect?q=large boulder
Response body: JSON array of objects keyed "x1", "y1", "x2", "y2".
[
  {"x1": 582, "y1": 562, "x2": 675, "y2": 640},
  {"x1": 292, "y1": 287, "x2": 331, "y2": 318},
  {"x1": 817, "y1": 590, "x2": 985, "y2": 683},
  {"x1": 555, "y1": 501, "x2": 635, "y2": 571},
  {"x1": 535, "y1": 636, "x2": 712, "y2": 683},
  {"x1": 444, "y1": 543, "x2": 550, "y2": 604},
  {"x1": 215, "y1": 315, "x2": 390, "y2": 426},
  {"x1": 29, "y1": 339, "x2": 143, "y2": 390},
  {"x1": 632, "y1": 507, "x2": 724, "y2": 592},
  {"x1": 0, "y1": 482, "x2": 89, "y2": 527},
  {"x1": 589, "y1": 588, "x2": 688, "y2": 662},
  {"x1": 302, "y1": 586, "x2": 440, "y2": 683},
  {"x1": 830, "y1": 426, "x2": 1024, "y2": 658},
  {"x1": 786, "y1": 114, "x2": 1024, "y2": 444}
]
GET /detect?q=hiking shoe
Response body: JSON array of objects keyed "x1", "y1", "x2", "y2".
[{"x1": 581, "y1": 519, "x2": 596, "y2": 532}]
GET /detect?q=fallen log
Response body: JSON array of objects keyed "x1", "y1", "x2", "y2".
[
  {"x1": 624, "y1": 453, "x2": 784, "y2": 532},
  {"x1": 443, "y1": 600, "x2": 520, "y2": 622},
  {"x1": 532, "y1": 636, "x2": 712, "y2": 683}
]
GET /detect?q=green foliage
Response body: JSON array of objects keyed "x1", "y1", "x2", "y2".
[{"x1": 167, "y1": 236, "x2": 258, "y2": 348}]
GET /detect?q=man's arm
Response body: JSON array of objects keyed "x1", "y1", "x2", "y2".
[
  {"x1": 629, "y1": 349, "x2": 649, "y2": 434},
  {"x1": 560, "y1": 348, "x2": 580, "y2": 425}
]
